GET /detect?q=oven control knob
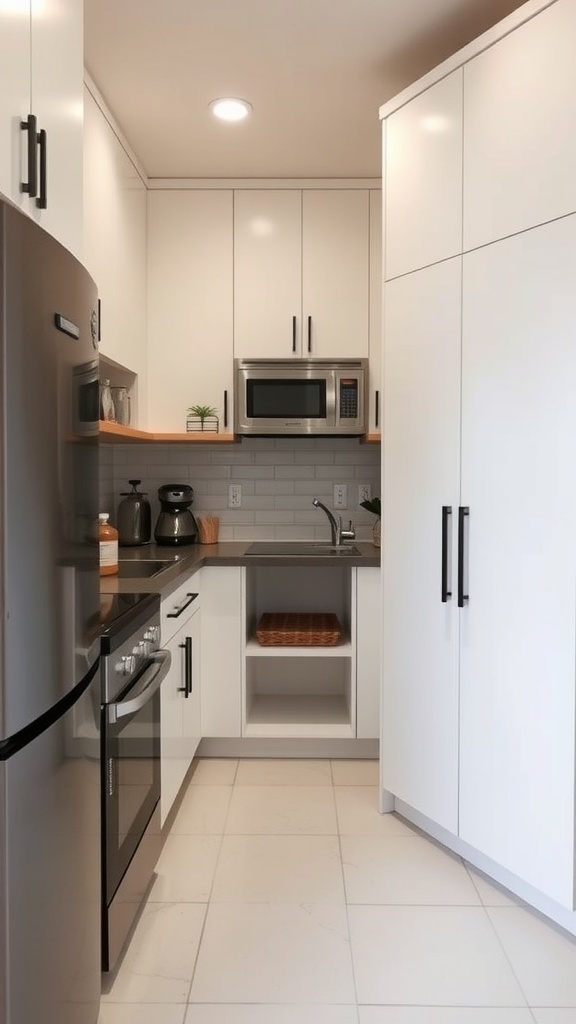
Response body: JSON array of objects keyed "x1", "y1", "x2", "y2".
[
  {"x1": 116, "y1": 654, "x2": 136, "y2": 675},
  {"x1": 133, "y1": 641, "x2": 147, "y2": 657},
  {"x1": 144, "y1": 626, "x2": 160, "y2": 647}
]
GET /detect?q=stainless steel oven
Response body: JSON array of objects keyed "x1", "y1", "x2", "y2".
[{"x1": 100, "y1": 592, "x2": 171, "y2": 972}]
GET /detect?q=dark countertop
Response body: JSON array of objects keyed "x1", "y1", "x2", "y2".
[{"x1": 100, "y1": 540, "x2": 380, "y2": 598}]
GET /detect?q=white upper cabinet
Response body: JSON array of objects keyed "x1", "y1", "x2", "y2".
[
  {"x1": 302, "y1": 189, "x2": 369, "y2": 358},
  {"x1": 234, "y1": 188, "x2": 370, "y2": 359},
  {"x1": 147, "y1": 190, "x2": 234, "y2": 433},
  {"x1": 368, "y1": 189, "x2": 382, "y2": 434},
  {"x1": 0, "y1": 0, "x2": 83, "y2": 257},
  {"x1": 0, "y1": 3, "x2": 30, "y2": 217},
  {"x1": 384, "y1": 70, "x2": 463, "y2": 280},
  {"x1": 83, "y1": 89, "x2": 147, "y2": 415},
  {"x1": 463, "y1": 0, "x2": 576, "y2": 250},
  {"x1": 234, "y1": 190, "x2": 302, "y2": 358}
]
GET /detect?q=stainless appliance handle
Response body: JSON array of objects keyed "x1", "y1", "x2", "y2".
[{"x1": 108, "y1": 650, "x2": 171, "y2": 723}]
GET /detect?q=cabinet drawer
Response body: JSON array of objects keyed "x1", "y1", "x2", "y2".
[{"x1": 161, "y1": 574, "x2": 201, "y2": 644}]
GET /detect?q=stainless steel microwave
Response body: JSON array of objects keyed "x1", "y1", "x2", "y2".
[{"x1": 234, "y1": 358, "x2": 368, "y2": 436}]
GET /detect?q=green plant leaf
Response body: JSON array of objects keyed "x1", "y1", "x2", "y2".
[
  {"x1": 360, "y1": 496, "x2": 381, "y2": 518},
  {"x1": 187, "y1": 404, "x2": 218, "y2": 420}
]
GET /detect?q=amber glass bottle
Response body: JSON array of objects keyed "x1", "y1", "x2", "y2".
[{"x1": 99, "y1": 513, "x2": 119, "y2": 576}]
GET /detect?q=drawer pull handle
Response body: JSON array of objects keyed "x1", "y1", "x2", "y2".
[{"x1": 167, "y1": 592, "x2": 199, "y2": 618}]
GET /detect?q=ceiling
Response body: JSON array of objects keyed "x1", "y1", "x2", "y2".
[{"x1": 84, "y1": 0, "x2": 525, "y2": 180}]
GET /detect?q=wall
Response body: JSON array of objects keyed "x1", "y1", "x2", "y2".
[{"x1": 100, "y1": 438, "x2": 380, "y2": 542}]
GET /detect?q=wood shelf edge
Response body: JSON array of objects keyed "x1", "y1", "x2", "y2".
[
  {"x1": 99, "y1": 422, "x2": 237, "y2": 444},
  {"x1": 362, "y1": 433, "x2": 381, "y2": 444}
]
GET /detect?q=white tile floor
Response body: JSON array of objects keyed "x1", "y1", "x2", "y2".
[{"x1": 99, "y1": 760, "x2": 576, "y2": 1024}]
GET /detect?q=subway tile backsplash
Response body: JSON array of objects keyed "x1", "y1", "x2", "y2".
[{"x1": 101, "y1": 438, "x2": 380, "y2": 542}]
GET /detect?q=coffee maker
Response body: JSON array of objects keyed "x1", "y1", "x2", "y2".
[{"x1": 154, "y1": 484, "x2": 198, "y2": 545}]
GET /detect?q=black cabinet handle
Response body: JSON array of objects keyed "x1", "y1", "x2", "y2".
[
  {"x1": 36, "y1": 128, "x2": 47, "y2": 209},
  {"x1": 167, "y1": 592, "x2": 199, "y2": 618},
  {"x1": 178, "y1": 635, "x2": 192, "y2": 697},
  {"x1": 375, "y1": 390, "x2": 380, "y2": 429},
  {"x1": 223, "y1": 390, "x2": 228, "y2": 429},
  {"x1": 441, "y1": 506, "x2": 452, "y2": 603},
  {"x1": 20, "y1": 114, "x2": 38, "y2": 198},
  {"x1": 292, "y1": 315, "x2": 297, "y2": 353},
  {"x1": 307, "y1": 315, "x2": 312, "y2": 353},
  {"x1": 457, "y1": 506, "x2": 469, "y2": 608}
]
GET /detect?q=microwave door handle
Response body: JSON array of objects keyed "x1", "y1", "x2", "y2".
[
  {"x1": 108, "y1": 650, "x2": 171, "y2": 723},
  {"x1": 327, "y1": 374, "x2": 337, "y2": 427}
]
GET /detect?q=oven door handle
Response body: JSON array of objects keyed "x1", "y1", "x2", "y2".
[{"x1": 108, "y1": 650, "x2": 172, "y2": 724}]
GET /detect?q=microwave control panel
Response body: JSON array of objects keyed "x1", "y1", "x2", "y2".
[{"x1": 338, "y1": 378, "x2": 359, "y2": 419}]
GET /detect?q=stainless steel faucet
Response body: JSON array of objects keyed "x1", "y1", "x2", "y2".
[{"x1": 312, "y1": 498, "x2": 355, "y2": 546}]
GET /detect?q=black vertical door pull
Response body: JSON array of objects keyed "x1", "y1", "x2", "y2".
[
  {"x1": 375, "y1": 390, "x2": 380, "y2": 429},
  {"x1": 458, "y1": 506, "x2": 470, "y2": 608},
  {"x1": 185, "y1": 636, "x2": 193, "y2": 695},
  {"x1": 36, "y1": 128, "x2": 47, "y2": 209},
  {"x1": 307, "y1": 315, "x2": 312, "y2": 353},
  {"x1": 441, "y1": 505, "x2": 452, "y2": 603},
  {"x1": 292, "y1": 315, "x2": 297, "y2": 353},
  {"x1": 223, "y1": 390, "x2": 228, "y2": 429},
  {"x1": 20, "y1": 114, "x2": 38, "y2": 198},
  {"x1": 178, "y1": 636, "x2": 193, "y2": 697}
]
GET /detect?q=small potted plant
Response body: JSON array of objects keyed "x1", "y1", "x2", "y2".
[
  {"x1": 360, "y1": 495, "x2": 381, "y2": 547},
  {"x1": 186, "y1": 404, "x2": 219, "y2": 433}
]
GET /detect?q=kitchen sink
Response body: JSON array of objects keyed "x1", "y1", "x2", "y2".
[
  {"x1": 116, "y1": 559, "x2": 176, "y2": 578},
  {"x1": 244, "y1": 542, "x2": 362, "y2": 557}
]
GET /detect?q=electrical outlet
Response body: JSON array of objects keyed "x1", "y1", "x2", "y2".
[
  {"x1": 228, "y1": 484, "x2": 242, "y2": 509},
  {"x1": 333, "y1": 483, "x2": 347, "y2": 509},
  {"x1": 358, "y1": 483, "x2": 372, "y2": 505}
]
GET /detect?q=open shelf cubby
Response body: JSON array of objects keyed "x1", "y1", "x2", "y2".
[{"x1": 243, "y1": 565, "x2": 356, "y2": 738}]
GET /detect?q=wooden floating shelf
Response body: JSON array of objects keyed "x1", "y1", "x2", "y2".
[
  {"x1": 99, "y1": 422, "x2": 237, "y2": 444},
  {"x1": 99, "y1": 422, "x2": 381, "y2": 445}
]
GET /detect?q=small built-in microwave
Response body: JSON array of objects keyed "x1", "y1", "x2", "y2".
[{"x1": 234, "y1": 358, "x2": 368, "y2": 436}]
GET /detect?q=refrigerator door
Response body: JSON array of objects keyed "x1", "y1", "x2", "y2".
[
  {"x1": 0, "y1": 200, "x2": 100, "y2": 740},
  {"x1": 0, "y1": 670, "x2": 101, "y2": 1024}
]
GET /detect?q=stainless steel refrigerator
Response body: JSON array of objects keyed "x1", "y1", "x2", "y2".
[{"x1": 0, "y1": 198, "x2": 101, "y2": 1024}]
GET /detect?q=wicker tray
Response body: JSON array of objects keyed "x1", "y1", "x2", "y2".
[{"x1": 256, "y1": 612, "x2": 342, "y2": 646}]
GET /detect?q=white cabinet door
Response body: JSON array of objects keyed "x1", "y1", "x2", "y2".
[
  {"x1": 368, "y1": 189, "x2": 382, "y2": 434},
  {"x1": 0, "y1": 3, "x2": 29, "y2": 213},
  {"x1": 147, "y1": 190, "x2": 234, "y2": 432},
  {"x1": 234, "y1": 190, "x2": 302, "y2": 358},
  {"x1": 384, "y1": 70, "x2": 463, "y2": 280},
  {"x1": 459, "y1": 216, "x2": 576, "y2": 906},
  {"x1": 161, "y1": 606, "x2": 201, "y2": 826},
  {"x1": 200, "y1": 567, "x2": 242, "y2": 737},
  {"x1": 0, "y1": 0, "x2": 83, "y2": 257},
  {"x1": 464, "y1": 0, "x2": 576, "y2": 251},
  {"x1": 382, "y1": 258, "x2": 462, "y2": 833},
  {"x1": 234, "y1": 188, "x2": 370, "y2": 360},
  {"x1": 356, "y1": 566, "x2": 381, "y2": 739},
  {"x1": 84, "y1": 89, "x2": 147, "y2": 410},
  {"x1": 302, "y1": 189, "x2": 369, "y2": 358},
  {"x1": 30, "y1": 0, "x2": 83, "y2": 257}
]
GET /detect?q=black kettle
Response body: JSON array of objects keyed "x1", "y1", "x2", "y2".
[{"x1": 117, "y1": 480, "x2": 152, "y2": 546}]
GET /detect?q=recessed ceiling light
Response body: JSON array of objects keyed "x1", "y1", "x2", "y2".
[{"x1": 209, "y1": 98, "x2": 252, "y2": 122}]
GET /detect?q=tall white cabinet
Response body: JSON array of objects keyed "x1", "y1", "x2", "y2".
[{"x1": 381, "y1": 0, "x2": 576, "y2": 917}]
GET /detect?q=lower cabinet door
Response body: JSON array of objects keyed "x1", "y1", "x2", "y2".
[{"x1": 160, "y1": 609, "x2": 201, "y2": 826}]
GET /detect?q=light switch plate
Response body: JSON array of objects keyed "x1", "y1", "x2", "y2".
[{"x1": 333, "y1": 483, "x2": 347, "y2": 509}]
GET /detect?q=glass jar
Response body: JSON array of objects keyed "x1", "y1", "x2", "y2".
[
  {"x1": 100, "y1": 380, "x2": 115, "y2": 422},
  {"x1": 111, "y1": 386, "x2": 130, "y2": 426}
]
